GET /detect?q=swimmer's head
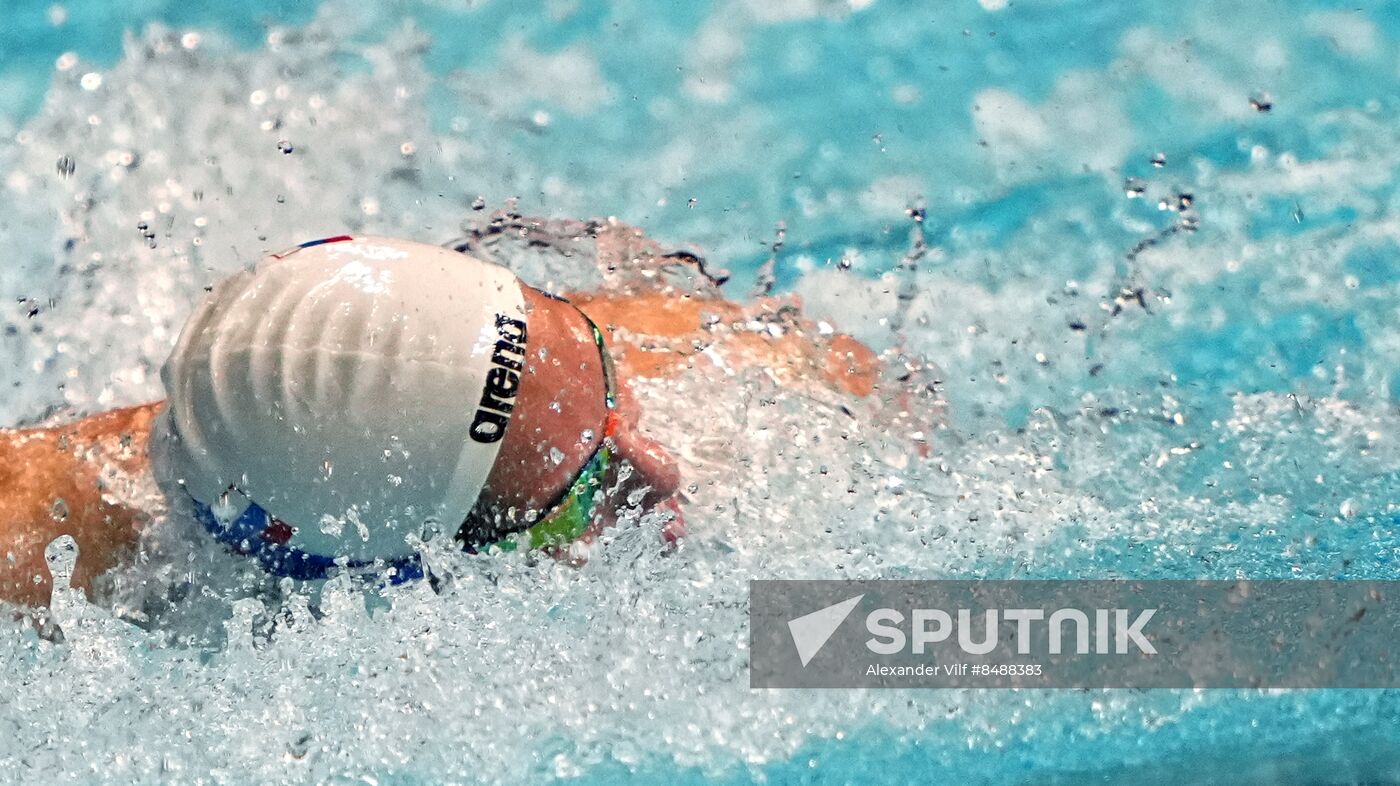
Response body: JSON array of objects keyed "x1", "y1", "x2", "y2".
[{"x1": 154, "y1": 236, "x2": 532, "y2": 564}]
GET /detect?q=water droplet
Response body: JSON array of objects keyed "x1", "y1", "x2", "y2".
[
  {"x1": 347, "y1": 509, "x2": 369, "y2": 538},
  {"x1": 1150, "y1": 152, "x2": 1166, "y2": 168},
  {"x1": 50, "y1": 498, "x2": 70, "y2": 522},
  {"x1": 55, "y1": 155, "x2": 75, "y2": 178},
  {"x1": 1123, "y1": 177, "x2": 1146, "y2": 198},
  {"x1": 1249, "y1": 92, "x2": 1273, "y2": 113},
  {"x1": 44, "y1": 535, "x2": 78, "y2": 584},
  {"x1": 471, "y1": 196, "x2": 486, "y2": 211},
  {"x1": 211, "y1": 489, "x2": 240, "y2": 524},
  {"x1": 79, "y1": 72, "x2": 102, "y2": 91},
  {"x1": 549, "y1": 447, "x2": 565, "y2": 465},
  {"x1": 322, "y1": 459, "x2": 333, "y2": 477},
  {"x1": 277, "y1": 139, "x2": 294, "y2": 155},
  {"x1": 319, "y1": 514, "x2": 344, "y2": 538},
  {"x1": 579, "y1": 429, "x2": 595, "y2": 445}
]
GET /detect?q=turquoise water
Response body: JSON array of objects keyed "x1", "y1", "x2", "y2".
[{"x1": 1, "y1": 0, "x2": 1399, "y2": 783}]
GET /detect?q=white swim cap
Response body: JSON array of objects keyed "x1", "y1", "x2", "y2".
[{"x1": 153, "y1": 235, "x2": 528, "y2": 564}]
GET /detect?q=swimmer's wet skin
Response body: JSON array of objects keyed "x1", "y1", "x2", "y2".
[{"x1": 0, "y1": 232, "x2": 888, "y2": 608}]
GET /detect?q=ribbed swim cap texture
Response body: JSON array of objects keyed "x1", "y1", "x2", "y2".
[{"x1": 154, "y1": 236, "x2": 527, "y2": 562}]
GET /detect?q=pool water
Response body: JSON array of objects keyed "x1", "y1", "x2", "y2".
[{"x1": 2, "y1": 0, "x2": 1398, "y2": 783}]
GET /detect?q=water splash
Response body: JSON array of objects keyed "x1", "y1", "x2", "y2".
[{"x1": 0, "y1": 1, "x2": 1397, "y2": 783}]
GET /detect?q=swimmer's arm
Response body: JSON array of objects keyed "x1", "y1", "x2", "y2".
[
  {"x1": 0, "y1": 403, "x2": 160, "y2": 608},
  {"x1": 568, "y1": 291, "x2": 881, "y2": 397},
  {"x1": 575, "y1": 290, "x2": 937, "y2": 456}
]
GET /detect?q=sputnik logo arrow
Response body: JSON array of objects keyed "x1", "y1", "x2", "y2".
[{"x1": 787, "y1": 594, "x2": 864, "y2": 667}]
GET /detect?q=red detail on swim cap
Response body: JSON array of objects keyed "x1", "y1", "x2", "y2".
[
  {"x1": 262, "y1": 518, "x2": 294, "y2": 545},
  {"x1": 271, "y1": 235, "x2": 355, "y2": 259},
  {"x1": 304, "y1": 235, "x2": 353, "y2": 248},
  {"x1": 602, "y1": 410, "x2": 623, "y2": 438}
]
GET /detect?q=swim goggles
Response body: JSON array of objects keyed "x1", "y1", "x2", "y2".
[{"x1": 476, "y1": 302, "x2": 620, "y2": 552}]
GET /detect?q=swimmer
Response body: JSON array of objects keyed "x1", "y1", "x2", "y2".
[{"x1": 0, "y1": 221, "x2": 917, "y2": 609}]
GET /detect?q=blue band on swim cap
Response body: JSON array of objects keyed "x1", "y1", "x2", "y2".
[
  {"x1": 269, "y1": 234, "x2": 355, "y2": 260},
  {"x1": 189, "y1": 493, "x2": 424, "y2": 584}
]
